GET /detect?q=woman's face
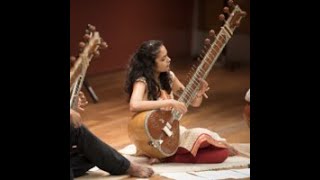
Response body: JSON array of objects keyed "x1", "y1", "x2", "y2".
[{"x1": 154, "y1": 45, "x2": 171, "y2": 73}]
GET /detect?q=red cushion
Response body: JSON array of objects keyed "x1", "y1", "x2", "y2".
[{"x1": 166, "y1": 146, "x2": 229, "y2": 163}]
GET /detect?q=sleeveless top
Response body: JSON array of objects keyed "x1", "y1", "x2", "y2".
[{"x1": 134, "y1": 72, "x2": 231, "y2": 157}]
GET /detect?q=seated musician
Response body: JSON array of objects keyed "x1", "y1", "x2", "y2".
[
  {"x1": 124, "y1": 40, "x2": 239, "y2": 164},
  {"x1": 70, "y1": 92, "x2": 154, "y2": 179}
]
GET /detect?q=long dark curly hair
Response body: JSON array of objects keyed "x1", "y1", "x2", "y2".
[{"x1": 124, "y1": 40, "x2": 172, "y2": 101}]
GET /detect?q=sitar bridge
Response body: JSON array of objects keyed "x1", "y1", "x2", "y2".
[{"x1": 162, "y1": 122, "x2": 173, "y2": 137}]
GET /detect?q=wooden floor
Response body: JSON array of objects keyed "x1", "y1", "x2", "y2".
[{"x1": 80, "y1": 60, "x2": 250, "y2": 151}]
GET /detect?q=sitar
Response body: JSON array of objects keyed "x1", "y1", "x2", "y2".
[
  {"x1": 128, "y1": 0, "x2": 247, "y2": 159},
  {"x1": 70, "y1": 24, "x2": 107, "y2": 109}
]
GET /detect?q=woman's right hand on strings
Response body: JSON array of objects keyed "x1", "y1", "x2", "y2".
[{"x1": 169, "y1": 99, "x2": 187, "y2": 114}]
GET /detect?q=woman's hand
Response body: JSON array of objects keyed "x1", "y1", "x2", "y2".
[
  {"x1": 170, "y1": 99, "x2": 187, "y2": 114},
  {"x1": 196, "y1": 78, "x2": 210, "y2": 99}
]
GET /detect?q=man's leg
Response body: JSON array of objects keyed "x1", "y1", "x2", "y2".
[
  {"x1": 70, "y1": 148, "x2": 95, "y2": 177},
  {"x1": 70, "y1": 168, "x2": 74, "y2": 180},
  {"x1": 70, "y1": 125, "x2": 95, "y2": 178},
  {"x1": 70, "y1": 125, "x2": 130, "y2": 175}
]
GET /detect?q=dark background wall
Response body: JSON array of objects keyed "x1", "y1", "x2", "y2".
[{"x1": 70, "y1": 0, "x2": 250, "y2": 76}]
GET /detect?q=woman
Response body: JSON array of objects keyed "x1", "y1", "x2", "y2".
[{"x1": 124, "y1": 40, "x2": 238, "y2": 164}]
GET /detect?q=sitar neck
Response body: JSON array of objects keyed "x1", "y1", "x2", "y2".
[
  {"x1": 70, "y1": 25, "x2": 107, "y2": 109},
  {"x1": 172, "y1": 4, "x2": 246, "y2": 120},
  {"x1": 180, "y1": 27, "x2": 232, "y2": 107}
]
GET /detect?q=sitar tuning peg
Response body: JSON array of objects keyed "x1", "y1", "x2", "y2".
[
  {"x1": 83, "y1": 34, "x2": 90, "y2": 42},
  {"x1": 79, "y1": 42, "x2": 86, "y2": 48},
  {"x1": 93, "y1": 50, "x2": 100, "y2": 57},
  {"x1": 219, "y1": 14, "x2": 226, "y2": 22},
  {"x1": 204, "y1": 38, "x2": 211, "y2": 46},
  {"x1": 191, "y1": 65, "x2": 197, "y2": 71},
  {"x1": 209, "y1": 29, "x2": 216, "y2": 38},
  {"x1": 228, "y1": 0, "x2": 235, "y2": 8},
  {"x1": 99, "y1": 41, "x2": 108, "y2": 49},
  {"x1": 78, "y1": 42, "x2": 86, "y2": 53},
  {"x1": 223, "y1": 7, "x2": 230, "y2": 16},
  {"x1": 70, "y1": 56, "x2": 77, "y2": 67},
  {"x1": 87, "y1": 24, "x2": 96, "y2": 32}
]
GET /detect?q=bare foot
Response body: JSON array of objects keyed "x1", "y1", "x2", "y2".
[
  {"x1": 126, "y1": 162, "x2": 154, "y2": 178},
  {"x1": 148, "y1": 158, "x2": 161, "y2": 165}
]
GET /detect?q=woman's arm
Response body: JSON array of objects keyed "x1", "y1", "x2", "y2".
[{"x1": 129, "y1": 81, "x2": 187, "y2": 114}]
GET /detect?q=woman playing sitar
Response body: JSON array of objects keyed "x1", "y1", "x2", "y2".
[{"x1": 125, "y1": 40, "x2": 238, "y2": 164}]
